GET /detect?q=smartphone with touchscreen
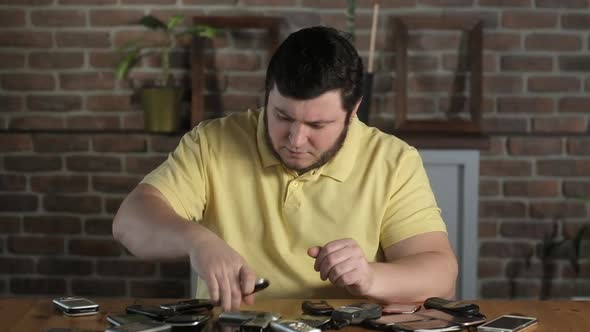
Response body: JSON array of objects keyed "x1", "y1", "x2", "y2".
[{"x1": 477, "y1": 315, "x2": 538, "y2": 332}]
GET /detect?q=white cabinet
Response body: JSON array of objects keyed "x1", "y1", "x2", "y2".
[{"x1": 421, "y1": 150, "x2": 479, "y2": 300}]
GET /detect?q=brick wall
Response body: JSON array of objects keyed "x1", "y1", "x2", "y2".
[{"x1": 0, "y1": 0, "x2": 589, "y2": 299}]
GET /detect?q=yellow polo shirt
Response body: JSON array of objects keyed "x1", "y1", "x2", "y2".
[{"x1": 141, "y1": 109, "x2": 446, "y2": 299}]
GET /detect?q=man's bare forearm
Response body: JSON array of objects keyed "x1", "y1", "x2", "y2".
[
  {"x1": 366, "y1": 251, "x2": 458, "y2": 303},
  {"x1": 113, "y1": 184, "x2": 211, "y2": 259}
]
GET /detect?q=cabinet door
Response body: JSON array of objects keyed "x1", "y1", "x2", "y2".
[{"x1": 421, "y1": 150, "x2": 479, "y2": 300}]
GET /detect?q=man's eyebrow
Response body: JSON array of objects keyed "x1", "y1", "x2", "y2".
[{"x1": 274, "y1": 107, "x2": 335, "y2": 125}]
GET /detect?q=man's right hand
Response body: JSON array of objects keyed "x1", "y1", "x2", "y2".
[{"x1": 188, "y1": 232, "x2": 257, "y2": 311}]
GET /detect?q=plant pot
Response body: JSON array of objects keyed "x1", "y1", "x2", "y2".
[{"x1": 140, "y1": 87, "x2": 183, "y2": 133}]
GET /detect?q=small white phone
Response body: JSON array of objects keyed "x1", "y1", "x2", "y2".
[{"x1": 477, "y1": 315, "x2": 538, "y2": 332}]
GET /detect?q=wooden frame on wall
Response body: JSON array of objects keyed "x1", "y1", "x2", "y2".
[
  {"x1": 190, "y1": 15, "x2": 282, "y2": 127},
  {"x1": 391, "y1": 16, "x2": 483, "y2": 134}
]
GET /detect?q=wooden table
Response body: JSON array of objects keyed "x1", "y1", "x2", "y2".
[{"x1": 2, "y1": 298, "x2": 589, "y2": 331}]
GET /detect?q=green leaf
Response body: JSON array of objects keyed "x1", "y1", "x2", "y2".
[
  {"x1": 116, "y1": 47, "x2": 141, "y2": 80},
  {"x1": 179, "y1": 25, "x2": 217, "y2": 39},
  {"x1": 167, "y1": 14, "x2": 185, "y2": 30},
  {"x1": 138, "y1": 15, "x2": 167, "y2": 30}
]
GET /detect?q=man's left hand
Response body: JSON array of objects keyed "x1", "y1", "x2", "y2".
[{"x1": 307, "y1": 238, "x2": 374, "y2": 296}]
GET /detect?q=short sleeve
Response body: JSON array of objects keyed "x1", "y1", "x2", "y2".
[
  {"x1": 141, "y1": 127, "x2": 208, "y2": 222},
  {"x1": 380, "y1": 147, "x2": 447, "y2": 249}
]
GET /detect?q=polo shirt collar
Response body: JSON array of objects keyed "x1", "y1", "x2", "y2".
[{"x1": 256, "y1": 108, "x2": 360, "y2": 182}]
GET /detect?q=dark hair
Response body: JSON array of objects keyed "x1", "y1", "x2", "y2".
[{"x1": 264, "y1": 26, "x2": 364, "y2": 115}]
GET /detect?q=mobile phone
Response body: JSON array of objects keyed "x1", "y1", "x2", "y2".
[
  {"x1": 125, "y1": 304, "x2": 175, "y2": 321},
  {"x1": 301, "y1": 300, "x2": 334, "y2": 316},
  {"x1": 107, "y1": 313, "x2": 154, "y2": 326},
  {"x1": 417, "y1": 309, "x2": 487, "y2": 327},
  {"x1": 381, "y1": 303, "x2": 420, "y2": 314},
  {"x1": 104, "y1": 321, "x2": 171, "y2": 332},
  {"x1": 164, "y1": 314, "x2": 209, "y2": 327},
  {"x1": 159, "y1": 299, "x2": 213, "y2": 312},
  {"x1": 270, "y1": 319, "x2": 321, "y2": 332},
  {"x1": 391, "y1": 318, "x2": 462, "y2": 332},
  {"x1": 477, "y1": 315, "x2": 538, "y2": 332},
  {"x1": 253, "y1": 278, "x2": 270, "y2": 293},
  {"x1": 363, "y1": 312, "x2": 431, "y2": 329},
  {"x1": 218, "y1": 310, "x2": 281, "y2": 325},
  {"x1": 424, "y1": 297, "x2": 480, "y2": 316},
  {"x1": 52, "y1": 297, "x2": 99, "y2": 316},
  {"x1": 240, "y1": 312, "x2": 281, "y2": 332},
  {"x1": 332, "y1": 302, "x2": 382, "y2": 324},
  {"x1": 297, "y1": 315, "x2": 332, "y2": 328}
]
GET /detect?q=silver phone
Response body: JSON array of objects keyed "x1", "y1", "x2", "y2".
[
  {"x1": 52, "y1": 296, "x2": 99, "y2": 316},
  {"x1": 477, "y1": 315, "x2": 538, "y2": 332}
]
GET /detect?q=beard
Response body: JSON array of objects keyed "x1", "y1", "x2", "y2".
[{"x1": 264, "y1": 110, "x2": 350, "y2": 175}]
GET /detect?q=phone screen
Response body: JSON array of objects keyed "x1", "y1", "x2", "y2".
[
  {"x1": 480, "y1": 316, "x2": 537, "y2": 329},
  {"x1": 395, "y1": 318, "x2": 459, "y2": 330}
]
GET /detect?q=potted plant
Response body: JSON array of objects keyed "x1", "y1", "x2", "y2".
[{"x1": 117, "y1": 14, "x2": 216, "y2": 133}]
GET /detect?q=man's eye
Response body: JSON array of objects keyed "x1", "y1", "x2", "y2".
[
  {"x1": 276, "y1": 114, "x2": 290, "y2": 121},
  {"x1": 309, "y1": 124, "x2": 324, "y2": 129}
]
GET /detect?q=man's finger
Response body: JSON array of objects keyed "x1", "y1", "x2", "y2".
[
  {"x1": 219, "y1": 273, "x2": 232, "y2": 312},
  {"x1": 239, "y1": 265, "x2": 256, "y2": 295},
  {"x1": 314, "y1": 240, "x2": 352, "y2": 271},
  {"x1": 205, "y1": 273, "x2": 220, "y2": 305},
  {"x1": 319, "y1": 250, "x2": 351, "y2": 280}
]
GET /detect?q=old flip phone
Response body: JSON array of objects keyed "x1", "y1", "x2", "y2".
[
  {"x1": 159, "y1": 299, "x2": 213, "y2": 312},
  {"x1": 52, "y1": 296, "x2": 100, "y2": 316},
  {"x1": 424, "y1": 297, "x2": 480, "y2": 316},
  {"x1": 331, "y1": 302, "x2": 382, "y2": 324},
  {"x1": 240, "y1": 312, "x2": 280, "y2": 332},
  {"x1": 301, "y1": 300, "x2": 334, "y2": 315},
  {"x1": 126, "y1": 304, "x2": 175, "y2": 321}
]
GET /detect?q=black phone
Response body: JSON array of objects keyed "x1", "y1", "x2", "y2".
[
  {"x1": 159, "y1": 299, "x2": 213, "y2": 312},
  {"x1": 252, "y1": 278, "x2": 270, "y2": 293},
  {"x1": 332, "y1": 302, "x2": 382, "y2": 324},
  {"x1": 164, "y1": 314, "x2": 209, "y2": 327},
  {"x1": 106, "y1": 313, "x2": 154, "y2": 326},
  {"x1": 125, "y1": 304, "x2": 175, "y2": 321},
  {"x1": 301, "y1": 300, "x2": 334, "y2": 316},
  {"x1": 418, "y1": 309, "x2": 487, "y2": 327}
]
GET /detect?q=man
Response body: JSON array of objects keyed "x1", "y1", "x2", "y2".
[{"x1": 113, "y1": 26, "x2": 458, "y2": 311}]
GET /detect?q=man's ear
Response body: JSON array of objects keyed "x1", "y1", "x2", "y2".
[{"x1": 350, "y1": 97, "x2": 362, "y2": 121}]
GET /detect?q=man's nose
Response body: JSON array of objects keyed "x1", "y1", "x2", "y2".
[{"x1": 289, "y1": 123, "x2": 307, "y2": 148}]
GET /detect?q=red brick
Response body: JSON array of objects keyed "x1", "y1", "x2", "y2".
[
  {"x1": 0, "y1": 52, "x2": 24, "y2": 69},
  {"x1": 130, "y1": 280, "x2": 186, "y2": 298},
  {"x1": 66, "y1": 155, "x2": 121, "y2": 172},
  {"x1": 0, "y1": 174, "x2": 26, "y2": 191},
  {"x1": 56, "y1": 32, "x2": 110, "y2": 48},
  {"x1": 0, "y1": 31, "x2": 52, "y2": 48},
  {"x1": 480, "y1": 201, "x2": 527, "y2": 218},
  {"x1": 506, "y1": 261, "x2": 553, "y2": 279},
  {"x1": 121, "y1": 0, "x2": 176, "y2": 3},
  {"x1": 105, "y1": 196, "x2": 124, "y2": 214},
  {"x1": 60, "y1": 72, "x2": 115, "y2": 90},
  {"x1": 66, "y1": 115, "x2": 120, "y2": 130},
  {"x1": 93, "y1": 175, "x2": 141, "y2": 193},
  {"x1": 497, "y1": 97, "x2": 553, "y2": 114},
  {"x1": 4, "y1": 156, "x2": 62, "y2": 172},
  {"x1": 559, "y1": 97, "x2": 590, "y2": 113},
  {"x1": 71, "y1": 279, "x2": 126, "y2": 296},
  {"x1": 484, "y1": 76, "x2": 524, "y2": 94},
  {"x1": 33, "y1": 134, "x2": 89, "y2": 153},
  {"x1": 31, "y1": 10, "x2": 86, "y2": 27},
  {"x1": 559, "y1": 56, "x2": 590, "y2": 72},
  {"x1": 23, "y1": 216, "x2": 82, "y2": 234},
  {"x1": 44, "y1": 195, "x2": 101, "y2": 213},
  {"x1": 150, "y1": 135, "x2": 182, "y2": 153},
  {"x1": 97, "y1": 260, "x2": 156, "y2": 276},
  {"x1": 0, "y1": 10, "x2": 25, "y2": 27},
  {"x1": 567, "y1": 138, "x2": 590, "y2": 155},
  {"x1": 122, "y1": 112, "x2": 145, "y2": 130},
  {"x1": 528, "y1": 76, "x2": 580, "y2": 93},
  {"x1": 500, "y1": 221, "x2": 555, "y2": 239},
  {"x1": 441, "y1": 53, "x2": 496, "y2": 73},
  {"x1": 538, "y1": 159, "x2": 590, "y2": 176},
  {"x1": 406, "y1": 75, "x2": 453, "y2": 94},
  {"x1": 482, "y1": 117, "x2": 528, "y2": 134},
  {"x1": 0, "y1": 257, "x2": 34, "y2": 274},
  {"x1": 205, "y1": 95, "x2": 261, "y2": 113},
  {"x1": 563, "y1": 181, "x2": 590, "y2": 198},
  {"x1": 227, "y1": 75, "x2": 265, "y2": 93},
  {"x1": 1, "y1": 73, "x2": 55, "y2": 91},
  {"x1": 183, "y1": 0, "x2": 240, "y2": 4},
  {"x1": 530, "y1": 201, "x2": 587, "y2": 218},
  {"x1": 533, "y1": 117, "x2": 587, "y2": 134},
  {"x1": 480, "y1": 160, "x2": 532, "y2": 176},
  {"x1": 31, "y1": 175, "x2": 89, "y2": 193},
  {"x1": 484, "y1": 32, "x2": 521, "y2": 51},
  {"x1": 9, "y1": 116, "x2": 65, "y2": 130},
  {"x1": 205, "y1": 53, "x2": 262, "y2": 71},
  {"x1": 113, "y1": 30, "x2": 168, "y2": 48},
  {"x1": 502, "y1": 11, "x2": 557, "y2": 29},
  {"x1": 408, "y1": 33, "x2": 461, "y2": 51},
  {"x1": 480, "y1": 179, "x2": 500, "y2": 196},
  {"x1": 37, "y1": 258, "x2": 93, "y2": 275},
  {"x1": 525, "y1": 34, "x2": 582, "y2": 51},
  {"x1": 89, "y1": 9, "x2": 144, "y2": 26},
  {"x1": 0, "y1": 95, "x2": 24, "y2": 112},
  {"x1": 89, "y1": 51, "x2": 119, "y2": 69},
  {"x1": 85, "y1": 218, "x2": 113, "y2": 235},
  {"x1": 10, "y1": 278, "x2": 66, "y2": 295},
  {"x1": 418, "y1": 0, "x2": 474, "y2": 5},
  {"x1": 8, "y1": 236, "x2": 64, "y2": 254},
  {"x1": 29, "y1": 52, "x2": 84, "y2": 70},
  {"x1": 59, "y1": 0, "x2": 116, "y2": 4},
  {"x1": 160, "y1": 260, "x2": 190, "y2": 278},
  {"x1": 501, "y1": 55, "x2": 553, "y2": 72},
  {"x1": 562, "y1": 14, "x2": 590, "y2": 29},
  {"x1": 0, "y1": 133, "x2": 32, "y2": 152},
  {"x1": 93, "y1": 135, "x2": 146, "y2": 153},
  {"x1": 481, "y1": 137, "x2": 506, "y2": 156},
  {"x1": 125, "y1": 156, "x2": 166, "y2": 174},
  {"x1": 478, "y1": 259, "x2": 504, "y2": 278},
  {"x1": 86, "y1": 95, "x2": 133, "y2": 112},
  {"x1": 0, "y1": 0, "x2": 53, "y2": 4},
  {"x1": 479, "y1": 0, "x2": 531, "y2": 6},
  {"x1": 27, "y1": 95, "x2": 82, "y2": 112},
  {"x1": 508, "y1": 137, "x2": 562, "y2": 155},
  {"x1": 69, "y1": 239, "x2": 122, "y2": 256},
  {"x1": 0, "y1": 216, "x2": 20, "y2": 234},
  {"x1": 536, "y1": 0, "x2": 588, "y2": 8},
  {"x1": 504, "y1": 180, "x2": 560, "y2": 197},
  {"x1": 480, "y1": 241, "x2": 534, "y2": 258}
]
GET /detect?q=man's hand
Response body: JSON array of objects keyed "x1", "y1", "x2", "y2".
[
  {"x1": 307, "y1": 238, "x2": 374, "y2": 296},
  {"x1": 189, "y1": 232, "x2": 257, "y2": 311}
]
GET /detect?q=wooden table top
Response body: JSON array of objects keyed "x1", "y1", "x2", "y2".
[{"x1": 1, "y1": 298, "x2": 589, "y2": 332}]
